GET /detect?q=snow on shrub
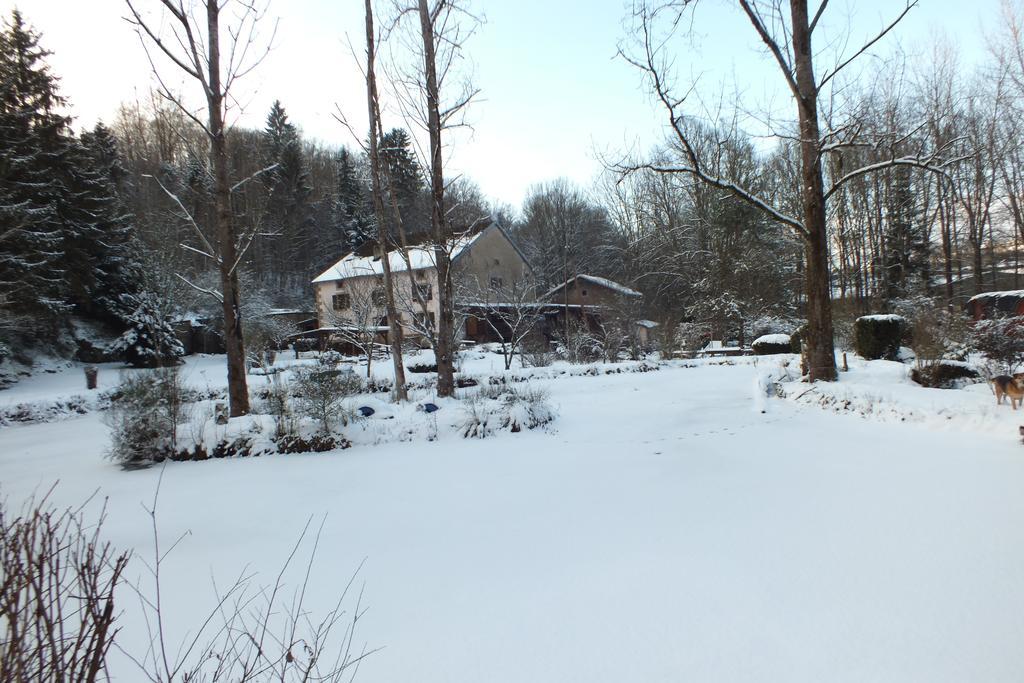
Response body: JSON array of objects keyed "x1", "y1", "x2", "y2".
[
  {"x1": 751, "y1": 334, "x2": 792, "y2": 355},
  {"x1": 105, "y1": 367, "x2": 190, "y2": 468},
  {"x1": 969, "y1": 315, "x2": 1024, "y2": 375},
  {"x1": 910, "y1": 360, "x2": 981, "y2": 389},
  {"x1": 291, "y1": 354, "x2": 362, "y2": 434},
  {"x1": 459, "y1": 384, "x2": 556, "y2": 438},
  {"x1": 854, "y1": 314, "x2": 909, "y2": 361},
  {"x1": 500, "y1": 385, "x2": 555, "y2": 432}
]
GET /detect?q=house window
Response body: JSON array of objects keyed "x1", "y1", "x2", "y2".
[
  {"x1": 413, "y1": 282, "x2": 433, "y2": 301},
  {"x1": 489, "y1": 277, "x2": 503, "y2": 289},
  {"x1": 581, "y1": 289, "x2": 588, "y2": 297},
  {"x1": 371, "y1": 288, "x2": 387, "y2": 306},
  {"x1": 332, "y1": 293, "x2": 351, "y2": 311},
  {"x1": 416, "y1": 270, "x2": 428, "y2": 280},
  {"x1": 493, "y1": 258, "x2": 500, "y2": 266}
]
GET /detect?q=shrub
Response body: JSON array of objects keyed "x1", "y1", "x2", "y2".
[
  {"x1": 407, "y1": 362, "x2": 438, "y2": 373},
  {"x1": 969, "y1": 315, "x2": 1024, "y2": 375},
  {"x1": 261, "y1": 372, "x2": 295, "y2": 438},
  {"x1": 910, "y1": 305, "x2": 971, "y2": 367},
  {"x1": 0, "y1": 496, "x2": 129, "y2": 682},
  {"x1": 748, "y1": 314, "x2": 802, "y2": 339},
  {"x1": 500, "y1": 385, "x2": 555, "y2": 432},
  {"x1": 789, "y1": 323, "x2": 807, "y2": 354},
  {"x1": 459, "y1": 384, "x2": 556, "y2": 437},
  {"x1": 459, "y1": 398, "x2": 494, "y2": 438},
  {"x1": 291, "y1": 357, "x2": 361, "y2": 434},
  {"x1": 752, "y1": 334, "x2": 792, "y2": 355},
  {"x1": 854, "y1": 315, "x2": 909, "y2": 360},
  {"x1": 910, "y1": 360, "x2": 981, "y2": 389},
  {"x1": 105, "y1": 367, "x2": 190, "y2": 468}
]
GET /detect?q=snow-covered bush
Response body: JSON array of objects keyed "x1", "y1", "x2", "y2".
[
  {"x1": 909, "y1": 306, "x2": 970, "y2": 367},
  {"x1": 105, "y1": 367, "x2": 190, "y2": 468},
  {"x1": 969, "y1": 316, "x2": 1024, "y2": 375},
  {"x1": 110, "y1": 291, "x2": 184, "y2": 368},
  {"x1": 261, "y1": 372, "x2": 295, "y2": 438},
  {"x1": 675, "y1": 321, "x2": 712, "y2": 354},
  {"x1": 854, "y1": 315, "x2": 909, "y2": 361},
  {"x1": 751, "y1": 334, "x2": 792, "y2": 355},
  {"x1": 500, "y1": 385, "x2": 555, "y2": 432},
  {"x1": 910, "y1": 360, "x2": 980, "y2": 389},
  {"x1": 291, "y1": 356, "x2": 361, "y2": 433},
  {"x1": 459, "y1": 384, "x2": 556, "y2": 438},
  {"x1": 555, "y1": 319, "x2": 603, "y2": 364},
  {"x1": 748, "y1": 314, "x2": 802, "y2": 339},
  {"x1": 407, "y1": 362, "x2": 438, "y2": 373},
  {"x1": 519, "y1": 334, "x2": 554, "y2": 368},
  {"x1": 459, "y1": 397, "x2": 494, "y2": 438}
]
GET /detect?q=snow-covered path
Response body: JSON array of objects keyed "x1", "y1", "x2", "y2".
[{"x1": 2, "y1": 362, "x2": 1024, "y2": 681}]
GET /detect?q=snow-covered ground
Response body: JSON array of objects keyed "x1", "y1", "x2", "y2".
[{"x1": 3, "y1": 353, "x2": 1024, "y2": 681}]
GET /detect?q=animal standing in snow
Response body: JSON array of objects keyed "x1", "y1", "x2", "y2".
[{"x1": 992, "y1": 375, "x2": 1024, "y2": 409}]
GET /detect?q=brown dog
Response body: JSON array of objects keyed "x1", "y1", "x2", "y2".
[{"x1": 993, "y1": 375, "x2": 1024, "y2": 409}]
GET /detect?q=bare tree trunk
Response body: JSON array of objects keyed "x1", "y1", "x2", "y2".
[
  {"x1": 207, "y1": 1, "x2": 250, "y2": 416},
  {"x1": 365, "y1": 0, "x2": 407, "y2": 401},
  {"x1": 790, "y1": 0, "x2": 837, "y2": 381},
  {"x1": 418, "y1": 0, "x2": 456, "y2": 397}
]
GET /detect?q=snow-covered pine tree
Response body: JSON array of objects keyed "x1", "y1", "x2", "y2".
[
  {"x1": 333, "y1": 148, "x2": 373, "y2": 254},
  {"x1": 379, "y1": 127, "x2": 427, "y2": 238},
  {"x1": 110, "y1": 290, "x2": 184, "y2": 368},
  {"x1": 0, "y1": 11, "x2": 67, "y2": 327},
  {"x1": 261, "y1": 100, "x2": 314, "y2": 274},
  {"x1": 76, "y1": 123, "x2": 140, "y2": 323}
]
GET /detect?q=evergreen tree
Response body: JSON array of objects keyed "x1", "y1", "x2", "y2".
[
  {"x1": 262, "y1": 100, "x2": 313, "y2": 272},
  {"x1": 379, "y1": 127, "x2": 427, "y2": 238},
  {"x1": 333, "y1": 148, "x2": 372, "y2": 254},
  {"x1": 0, "y1": 13, "x2": 142, "y2": 347},
  {"x1": 77, "y1": 123, "x2": 140, "y2": 320},
  {"x1": 0, "y1": 10, "x2": 68, "y2": 323}
]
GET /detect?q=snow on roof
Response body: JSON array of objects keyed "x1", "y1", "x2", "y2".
[
  {"x1": 312, "y1": 231, "x2": 484, "y2": 284},
  {"x1": 967, "y1": 289, "x2": 1024, "y2": 304},
  {"x1": 857, "y1": 314, "x2": 906, "y2": 322},
  {"x1": 544, "y1": 274, "x2": 642, "y2": 299},
  {"x1": 753, "y1": 333, "x2": 791, "y2": 345},
  {"x1": 267, "y1": 308, "x2": 314, "y2": 316},
  {"x1": 635, "y1": 319, "x2": 659, "y2": 328}
]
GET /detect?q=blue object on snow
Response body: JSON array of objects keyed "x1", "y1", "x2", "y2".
[
  {"x1": 358, "y1": 406, "x2": 375, "y2": 417},
  {"x1": 421, "y1": 402, "x2": 440, "y2": 413}
]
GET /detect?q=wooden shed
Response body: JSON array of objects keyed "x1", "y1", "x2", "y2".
[{"x1": 965, "y1": 290, "x2": 1024, "y2": 321}]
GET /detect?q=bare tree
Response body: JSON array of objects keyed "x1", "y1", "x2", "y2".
[
  {"x1": 461, "y1": 276, "x2": 544, "y2": 370},
  {"x1": 124, "y1": 0, "x2": 278, "y2": 415},
  {"x1": 363, "y1": 0, "x2": 409, "y2": 400},
  {"x1": 383, "y1": 0, "x2": 480, "y2": 396},
  {"x1": 324, "y1": 278, "x2": 385, "y2": 378},
  {"x1": 618, "y1": 0, "x2": 955, "y2": 381}
]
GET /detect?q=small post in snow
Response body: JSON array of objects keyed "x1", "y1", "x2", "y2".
[{"x1": 84, "y1": 366, "x2": 98, "y2": 390}]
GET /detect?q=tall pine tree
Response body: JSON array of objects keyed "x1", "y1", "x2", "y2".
[
  {"x1": 333, "y1": 148, "x2": 372, "y2": 254},
  {"x1": 0, "y1": 10, "x2": 67, "y2": 324},
  {"x1": 379, "y1": 127, "x2": 427, "y2": 239},
  {"x1": 261, "y1": 100, "x2": 314, "y2": 274}
]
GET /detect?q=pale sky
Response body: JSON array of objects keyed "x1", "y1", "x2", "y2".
[{"x1": 1, "y1": 0, "x2": 1003, "y2": 209}]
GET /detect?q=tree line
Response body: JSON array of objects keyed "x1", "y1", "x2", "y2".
[{"x1": 3, "y1": 1, "x2": 1024, "y2": 395}]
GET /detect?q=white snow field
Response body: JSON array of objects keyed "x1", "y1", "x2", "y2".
[{"x1": 3, "y1": 354, "x2": 1024, "y2": 682}]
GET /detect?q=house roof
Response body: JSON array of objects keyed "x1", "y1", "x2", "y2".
[
  {"x1": 543, "y1": 274, "x2": 643, "y2": 300},
  {"x1": 312, "y1": 229, "x2": 485, "y2": 283},
  {"x1": 312, "y1": 215, "x2": 532, "y2": 284}
]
